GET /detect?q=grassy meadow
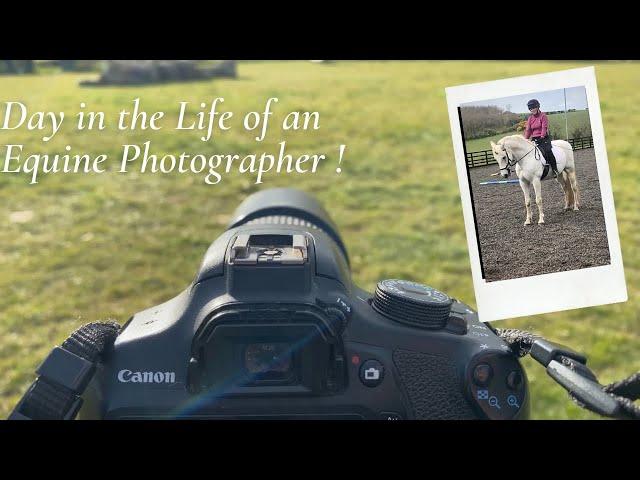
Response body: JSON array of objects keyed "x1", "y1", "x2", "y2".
[
  {"x1": 464, "y1": 110, "x2": 592, "y2": 152},
  {"x1": 0, "y1": 61, "x2": 638, "y2": 419}
]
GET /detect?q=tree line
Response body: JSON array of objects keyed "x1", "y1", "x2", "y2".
[{"x1": 460, "y1": 106, "x2": 525, "y2": 140}]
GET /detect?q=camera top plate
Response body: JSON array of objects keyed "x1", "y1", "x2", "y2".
[{"x1": 230, "y1": 234, "x2": 308, "y2": 266}]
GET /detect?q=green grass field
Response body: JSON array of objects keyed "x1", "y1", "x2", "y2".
[
  {"x1": 464, "y1": 110, "x2": 592, "y2": 152},
  {"x1": 1, "y1": 61, "x2": 638, "y2": 419}
]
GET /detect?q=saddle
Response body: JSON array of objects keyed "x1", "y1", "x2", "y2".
[{"x1": 537, "y1": 144, "x2": 566, "y2": 180}]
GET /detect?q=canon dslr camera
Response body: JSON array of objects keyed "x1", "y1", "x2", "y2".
[{"x1": 76, "y1": 188, "x2": 529, "y2": 419}]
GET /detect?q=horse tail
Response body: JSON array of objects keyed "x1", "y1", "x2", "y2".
[
  {"x1": 563, "y1": 170, "x2": 575, "y2": 207},
  {"x1": 570, "y1": 165, "x2": 580, "y2": 207},
  {"x1": 564, "y1": 149, "x2": 580, "y2": 208}
]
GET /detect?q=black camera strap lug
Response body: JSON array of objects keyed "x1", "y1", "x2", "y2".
[
  {"x1": 496, "y1": 329, "x2": 640, "y2": 420},
  {"x1": 546, "y1": 358, "x2": 621, "y2": 418},
  {"x1": 529, "y1": 338, "x2": 620, "y2": 417},
  {"x1": 529, "y1": 338, "x2": 587, "y2": 367},
  {"x1": 8, "y1": 321, "x2": 121, "y2": 420},
  {"x1": 36, "y1": 346, "x2": 97, "y2": 392}
]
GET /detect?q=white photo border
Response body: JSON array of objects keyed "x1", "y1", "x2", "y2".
[{"x1": 445, "y1": 66, "x2": 627, "y2": 322}]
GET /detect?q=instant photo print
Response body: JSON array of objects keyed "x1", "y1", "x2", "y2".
[{"x1": 446, "y1": 67, "x2": 627, "y2": 322}]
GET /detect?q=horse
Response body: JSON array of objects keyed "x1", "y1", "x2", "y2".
[{"x1": 490, "y1": 135, "x2": 580, "y2": 225}]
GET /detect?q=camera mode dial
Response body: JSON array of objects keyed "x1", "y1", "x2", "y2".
[{"x1": 372, "y1": 279, "x2": 452, "y2": 329}]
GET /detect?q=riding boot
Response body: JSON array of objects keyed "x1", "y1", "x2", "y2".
[{"x1": 546, "y1": 148, "x2": 559, "y2": 177}]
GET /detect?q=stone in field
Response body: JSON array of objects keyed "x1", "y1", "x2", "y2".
[
  {"x1": 9, "y1": 210, "x2": 34, "y2": 224},
  {"x1": 80, "y1": 60, "x2": 237, "y2": 86}
]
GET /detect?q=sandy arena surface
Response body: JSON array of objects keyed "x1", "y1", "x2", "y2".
[{"x1": 467, "y1": 148, "x2": 611, "y2": 282}]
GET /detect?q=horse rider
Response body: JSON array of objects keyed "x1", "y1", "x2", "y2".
[{"x1": 524, "y1": 99, "x2": 559, "y2": 177}]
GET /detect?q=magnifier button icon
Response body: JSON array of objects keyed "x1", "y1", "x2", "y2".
[
  {"x1": 488, "y1": 396, "x2": 500, "y2": 409},
  {"x1": 507, "y1": 395, "x2": 519, "y2": 408}
]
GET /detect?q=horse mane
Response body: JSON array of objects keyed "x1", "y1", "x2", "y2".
[{"x1": 498, "y1": 134, "x2": 534, "y2": 148}]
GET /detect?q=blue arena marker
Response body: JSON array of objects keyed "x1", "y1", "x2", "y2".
[{"x1": 479, "y1": 179, "x2": 520, "y2": 185}]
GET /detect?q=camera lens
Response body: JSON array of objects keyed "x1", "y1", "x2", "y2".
[{"x1": 244, "y1": 343, "x2": 292, "y2": 376}]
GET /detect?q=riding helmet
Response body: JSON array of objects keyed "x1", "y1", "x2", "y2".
[{"x1": 527, "y1": 99, "x2": 540, "y2": 110}]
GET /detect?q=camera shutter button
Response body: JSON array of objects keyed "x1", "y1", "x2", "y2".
[{"x1": 359, "y1": 359, "x2": 385, "y2": 387}]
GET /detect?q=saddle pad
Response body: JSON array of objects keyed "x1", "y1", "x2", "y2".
[{"x1": 539, "y1": 145, "x2": 567, "y2": 171}]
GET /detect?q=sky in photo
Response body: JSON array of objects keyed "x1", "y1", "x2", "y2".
[{"x1": 462, "y1": 86, "x2": 588, "y2": 113}]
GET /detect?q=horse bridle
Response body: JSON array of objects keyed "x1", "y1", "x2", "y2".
[{"x1": 499, "y1": 144, "x2": 539, "y2": 175}]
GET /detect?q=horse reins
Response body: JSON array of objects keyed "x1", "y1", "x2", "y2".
[{"x1": 500, "y1": 143, "x2": 540, "y2": 175}]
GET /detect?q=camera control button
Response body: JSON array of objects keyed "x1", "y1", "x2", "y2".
[
  {"x1": 359, "y1": 359, "x2": 385, "y2": 387},
  {"x1": 372, "y1": 279, "x2": 452, "y2": 330},
  {"x1": 445, "y1": 314, "x2": 468, "y2": 335},
  {"x1": 324, "y1": 307, "x2": 348, "y2": 332},
  {"x1": 506, "y1": 370, "x2": 523, "y2": 390},
  {"x1": 473, "y1": 363, "x2": 493, "y2": 387}
]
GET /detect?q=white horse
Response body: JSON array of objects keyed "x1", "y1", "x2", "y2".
[{"x1": 490, "y1": 135, "x2": 580, "y2": 225}]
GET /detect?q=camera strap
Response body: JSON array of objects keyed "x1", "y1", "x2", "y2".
[
  {"x1": 8, "y1": 321, "x2": 121, "y2": 420},
  {"x1": 494, "y1": 327, "x2": 640, "y2": 420}
]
